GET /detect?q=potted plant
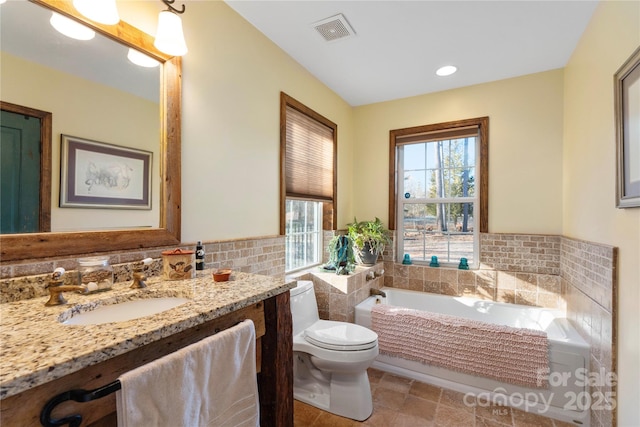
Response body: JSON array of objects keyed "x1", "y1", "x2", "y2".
[
  {"x1": 324, "y1": 234, "x2": 356, "y2": 275},
  {"x1": 347, "y1": 217, "x2": 392, "y2": 265}
]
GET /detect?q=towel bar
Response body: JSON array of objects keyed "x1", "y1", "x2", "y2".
[
  {"x1": 40, "y1": 380, "x2": 121, "y2": 427},
  {"x1": 38, "y1": 320, "x2": 245, "y2": 426}
]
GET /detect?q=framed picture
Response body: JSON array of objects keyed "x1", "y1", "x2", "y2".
[
  {"x1": 60, "y1": 135, "x2": 152, "y2": 209},
  {"x1": 615, "y1": 46, "x2": 640, "y2": 208}
]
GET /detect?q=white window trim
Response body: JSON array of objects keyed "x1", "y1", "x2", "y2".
[
  {"x1": 395, "y1": 139, "x2": 480, "y2": 268},
  {"x1": 285, "y1": 199, "x2": 323, "y2": 274}
]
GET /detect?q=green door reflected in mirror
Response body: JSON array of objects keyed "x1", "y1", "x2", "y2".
[{"x1": 0, "y1": 110, "x2": 41, "y2": 233}]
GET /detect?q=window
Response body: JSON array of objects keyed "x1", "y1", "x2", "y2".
[
  {"x1": 280, "y1": 93, "x2": 337, "y2": 272},
  {"x1": 285, "y1": 200, "x2": 322, "y2": 271},
  {"x1": 390, "y1": 117, "x2": 488, "y2": 267}
]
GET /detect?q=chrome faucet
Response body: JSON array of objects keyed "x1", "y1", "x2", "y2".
[
  {"x1": 45, "y1": 268, "x2": 87, "y2": 306},
  {"x1": 370, "y1": 288, "x2": 387, "y2": 298}
]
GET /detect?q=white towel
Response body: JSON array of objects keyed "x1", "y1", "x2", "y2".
[{"x1": 116, "y1": 319, "x2": 259, "y2": 427}]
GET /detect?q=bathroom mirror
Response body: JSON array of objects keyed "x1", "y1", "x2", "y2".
[{"x1": 0, "y1": 0, "x2": 181, "y2": 262}]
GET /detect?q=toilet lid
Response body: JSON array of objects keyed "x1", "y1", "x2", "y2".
[{"x1": 304, "y1": 320, "x2": 378, "y2": 351}]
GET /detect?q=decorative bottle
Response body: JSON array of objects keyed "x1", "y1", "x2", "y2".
[{"x1": 196, "y1": 241, "x2": 205, "y2": 270}]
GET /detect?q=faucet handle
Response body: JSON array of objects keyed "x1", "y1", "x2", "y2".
[
  {"x1": 51, "y1": 267, "x2": 65, "y2": 280},
  {"x1": 131, "y1": 271, "x2": 147, "y2": 289},
  {"x1": 131, "y1": 258, "x2": 152, "y2": 289}
]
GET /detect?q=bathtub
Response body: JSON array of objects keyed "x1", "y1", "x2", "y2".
[{"x1": 355, "y1": 288, "x2": 590, "y2": 426}]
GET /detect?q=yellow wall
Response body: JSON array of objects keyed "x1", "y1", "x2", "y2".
[
  {"x1": 352, "y1": 70, "x2": 565, "y2": 234},
  {"x1": 6, "y1": 0, "x2": 637, "y2": 423},
  {"x1": 175, "y1": 1, "x2": 354, "y2": 242},
  {"x1": 0, "y1": 52, "x2": 159, "y2": 231},
  {"x1": 563, "y1": 1, "x2": 640, "y2": 425}
]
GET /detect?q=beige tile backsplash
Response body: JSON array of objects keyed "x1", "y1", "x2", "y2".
[
  {"x1": 0, "y1": 236, "x2": 285, "y2": 303},
  {"x1": 378, "y1": 233, "x2": 565, "y2": 310}
]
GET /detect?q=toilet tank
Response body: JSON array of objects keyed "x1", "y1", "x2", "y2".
[{"x1": 290, "y1": 280, "x2": 320, "y2": 336}]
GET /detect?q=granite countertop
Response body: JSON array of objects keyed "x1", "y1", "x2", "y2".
[{"x1": 0, "y1": 270, "x2": 293, "y2": 399}]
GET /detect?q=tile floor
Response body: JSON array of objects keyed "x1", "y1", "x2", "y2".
[{"x1": 294, "y1": 368, "x2": 576, "y2": 427}]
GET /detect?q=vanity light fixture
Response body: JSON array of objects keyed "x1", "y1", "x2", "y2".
[
  {"x1": 436, "y1": 65, "x2": 458, "y2": 77},
  {"x1": 73, "y1": 0, "x2": 120, "y2": 25},
  {"x1": 127, "y1": 48, "x2": 161, "y2": 68},
  {"x1": 154, "y1": 0, "x2": 188, "y2": 56},
  {"x1": 50, "y1": 12, "x2": 95, "y2": 41}
]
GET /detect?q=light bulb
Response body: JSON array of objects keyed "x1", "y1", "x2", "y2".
[
  {"x1": 50, "y1": 12, "x2": 95, "y2": 41},
  {"x1": 127, "y1": 48, "x2": 160, "y2": 68},
  {"x1": 73, "y1": 0, "x2": 120, "y2": 25},
  {"x1": 154, "y1": 10, "x2": 188, "y2": 56}
]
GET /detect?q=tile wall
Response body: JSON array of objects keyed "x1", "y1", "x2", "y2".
[
  {"x1": 0, "y1": 236, "x2": 285, "y2": 303},
  {"x1": 294, "y1": 264, "x2": 384, "y2": 323},
  {"x1": 1, "y1": 231, "x2": 617, "y2": 426},
  {"x1": 289, "y1": 230, "x2": 384, "y2": 323},
  {"x1": 308, "y1": 232, "x2": 616, "y2": 427},
  {"x1": 379, "y1": 233, "x2": 564, "y2": 310},
  {"x1": 375, "y1": 233, "x2": 617, "y2": 427},
  {"x1": 561, "y1": 237, "x2": 617, "y2": 427}
]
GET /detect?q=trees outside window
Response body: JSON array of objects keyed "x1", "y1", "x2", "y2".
[{"x1": 390, "y1": 117, "x2": 488, "y2": 267}]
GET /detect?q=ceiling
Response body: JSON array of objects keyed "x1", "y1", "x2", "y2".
[
  {"x1": 0, "y1": 0, "x2": 158, "y2": 102},
  {"x1": 225, "y1": 0, "x2": 599, "y2": 106}
]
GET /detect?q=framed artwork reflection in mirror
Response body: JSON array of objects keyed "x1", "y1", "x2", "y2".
[{"x1": 60, "y1": 135, "x2": 152, "y2": 210}]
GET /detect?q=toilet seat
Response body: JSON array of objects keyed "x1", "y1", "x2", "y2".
[{"x1": 304, "y1": 320, "x2": 378, "y2": 351}]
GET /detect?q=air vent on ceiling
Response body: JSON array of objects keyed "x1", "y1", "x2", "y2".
[{"x1": 312, "y1": 13, "x2": 356, "y2": 42}]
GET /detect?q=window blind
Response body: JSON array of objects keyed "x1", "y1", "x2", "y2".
[{"x1": 285, "y1": 105, "x2": 334, "y2": 202}]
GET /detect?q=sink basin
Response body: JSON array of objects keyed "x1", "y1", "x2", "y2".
[{"x1": 62, "y1": 297, "x2": 191, "y2": 325}]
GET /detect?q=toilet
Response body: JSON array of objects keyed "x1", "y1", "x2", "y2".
[{"x1": 289, "y1": 280, "x2": 379, "y2": 421}]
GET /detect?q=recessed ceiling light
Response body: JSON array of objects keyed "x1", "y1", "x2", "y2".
[{"x1": 436, "y1": 65, "x2": 457, "y2": 77}]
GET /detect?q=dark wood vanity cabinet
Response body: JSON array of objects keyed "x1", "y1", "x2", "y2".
[{"x1": 0, "y1": 292, "x2": 293, "y2": 427}]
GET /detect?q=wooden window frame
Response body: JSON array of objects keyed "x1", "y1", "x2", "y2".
[
  {"x1": 388, "y1": 117, "x2": 489, "y2": 232},
  {"x1": 280, "y1": 92, "x2": 337, "y2": 234}
]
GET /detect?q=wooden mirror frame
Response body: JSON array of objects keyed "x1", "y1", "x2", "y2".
[{"x1": 0, "y1": 0, "x2": 181, "y2": 262}]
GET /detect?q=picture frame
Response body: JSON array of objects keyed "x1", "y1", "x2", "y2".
[
  {"x1": 615, "y1": 46, "x2": 640, "y2": 208},
  {"x1": 60, "y1": 135, "x2": 152, "y2": 209}
]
